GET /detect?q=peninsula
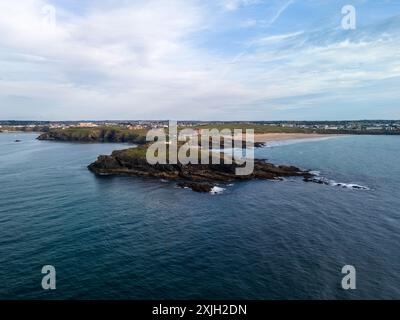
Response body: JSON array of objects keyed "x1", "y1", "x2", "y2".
[{"x1": 37, "y1": 127, "x2": 148, "y2": 144}]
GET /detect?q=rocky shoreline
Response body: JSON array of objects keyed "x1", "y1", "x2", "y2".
[
  {"x1": 88, "y1": 146, "x2": 314, "y2": 193},
  {"x1": 38, "y1": 129, "x2": 267, "y2": 149},
  {"x1": 37, "y1": 128, "x2": 148, "y2": 144}
]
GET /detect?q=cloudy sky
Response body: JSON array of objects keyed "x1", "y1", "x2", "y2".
[{"x1": 0, "y1": 0, "x2": 400, "y2": 120}]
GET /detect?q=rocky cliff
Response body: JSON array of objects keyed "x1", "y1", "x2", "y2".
[
  {"x1": 88, "y1": 146, "x2": 313, "y2": 192},
  {"x1": 37, "y1": 127, "x2": 148, "y2": 144}
]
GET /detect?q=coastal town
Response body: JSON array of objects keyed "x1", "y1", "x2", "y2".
[{"x1": 1, "y1": 120, "x2": 400, "y2": 134}]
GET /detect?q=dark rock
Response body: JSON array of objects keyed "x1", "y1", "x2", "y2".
[
  {"x1": 303, "y1": 177, "x2": 330, "y2": 185},
  {"x1": 177, "y1": 182, "x2": 214, "y2": 193},
  {"x1": 254, "y1": 142, "x2": 266, "y2": 148},
  {"x1": 88, "y1": 146, "x2": 315, "y2": 192}
]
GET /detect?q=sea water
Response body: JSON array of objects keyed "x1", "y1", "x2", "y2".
[{"x1": 0, "y1": 133, "x2": 399, "y2": 299}]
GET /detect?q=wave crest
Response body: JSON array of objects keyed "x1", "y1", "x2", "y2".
[{"x1": 305, "y1": 176, "x2": 370, "y2": 190}]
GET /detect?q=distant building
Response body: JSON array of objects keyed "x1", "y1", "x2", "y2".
[
  {"x1": 78, "y1": 122, "x2": 98, "y2": 128},
  {"x1": 127, "y1": 125, "x2": 145, "y2": 130}
]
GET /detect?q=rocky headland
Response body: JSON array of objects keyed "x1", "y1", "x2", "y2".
[
  {"x1": 88, "y1": 145, "x2": 314, "y2": 193},
  {"x1": 37, "y1": 127, "x2": 267, "y2": 149},
  {"x1": 37, "y1": 127, "x2": 148, "y2": 144}
]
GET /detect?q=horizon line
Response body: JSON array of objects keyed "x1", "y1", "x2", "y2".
[
  {"x1": 0, "y1": 118, "x2": 400, "y2": 122},
  {"x1": 1, "y1": 119, "x2": 400, "y2": 123}
]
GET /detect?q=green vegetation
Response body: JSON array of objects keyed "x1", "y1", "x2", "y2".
[
  {"x1": 38, "y1": 126, "x2": 149, "y2": 144},
  {"x1": 193, "y1": 123, "x2": 400, "y2": 135},
  {"x1": 113, "y1": 145, "x2": 148, "y2": 159},
  {"x1": 36, "y1": 122, "x2": 400, "y2": 147},
  {"x1": 113, "y1": 143, "x2": 233, "y2": 166},
  {"x1": 194, "y1": 123, "x2": 315, "y2": 134},
  {"x1": 1, "y1": 125, "x2": 49, "y2": 132}
]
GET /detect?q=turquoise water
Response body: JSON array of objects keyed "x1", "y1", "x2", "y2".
[{"x1": 0, "y1": 133, "x2": 399, "y2": 299}]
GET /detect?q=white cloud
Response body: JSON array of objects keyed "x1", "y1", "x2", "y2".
[
  {"x1": 0, "y1": 0, "x2": 399, "y2": 120},
  {"x1": 0, "y1": 0, "x2": 264, "y2": 119},
  {"x1": 257, "y1": 31, "x2": 304, "y2": 44},
  {"x1": 266, "y1": 0, "x2": 294, "y2": 25},
  {"x1": 221, "y1": 0, "x2": 262, "y2": 11}
]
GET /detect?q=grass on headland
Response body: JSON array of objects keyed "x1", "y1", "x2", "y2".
[{"x1": 41, "y1": 126, "x2": 149, "y2": 144}]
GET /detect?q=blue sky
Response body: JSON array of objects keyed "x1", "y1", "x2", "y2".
[{"x1": 0, "y1": 0, "x2": 400, "y2": 120}]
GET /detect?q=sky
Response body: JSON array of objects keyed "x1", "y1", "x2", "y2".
[{"x1": 0, "y1": 0, "x2": 400, "y2": 120}]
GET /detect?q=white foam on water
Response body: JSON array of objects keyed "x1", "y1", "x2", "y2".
[
  {"x1": 330, "y1": 182, "x2": 370, "y2": 190},
  {"x1": 210, "y1": 186, "x2": 226, "y2": 194},
  {"x1": 308, "y1": 176, "x2": 370, "y2": 191}
]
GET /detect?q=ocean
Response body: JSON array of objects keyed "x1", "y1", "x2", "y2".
[{"x1": 0, "y1": 132, "x2": 399, "y2": 299}]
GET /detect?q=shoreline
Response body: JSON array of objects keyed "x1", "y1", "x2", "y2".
[
  {"x1": 0, "y1": 131, "x2": 41, "y2": 134},
  {"x1": 88, "y1": 145, "x2": 314, "y2": 193},
  {"x1": 253, "y1": 133, "x2": 339, "y2": 143}
]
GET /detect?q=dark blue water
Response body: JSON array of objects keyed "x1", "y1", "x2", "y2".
[{"x1": 0, "y1": 133, "x2": 399, "y2": 299}]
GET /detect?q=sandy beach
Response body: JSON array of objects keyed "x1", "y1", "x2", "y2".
[{"x1": 254, "y1": 133, "x2": 334, "y2": 143}]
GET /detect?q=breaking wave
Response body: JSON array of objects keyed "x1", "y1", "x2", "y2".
[
  {"x1": 307, "y1": 176, "x2": 370, "y2": 190},
  {"x1": 210, "y1": 186, "x2": 226, "y2": 194}
]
